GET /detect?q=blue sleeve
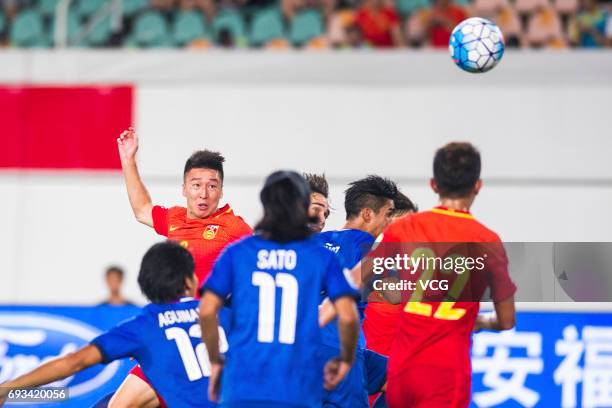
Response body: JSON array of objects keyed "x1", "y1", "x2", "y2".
[
  {"x1": 90, "y1": 316, "x2": 143, "y2": 363},
  {"x1": 323, "y1": 252, "x2": 359, "y2": 302},
  {"x1": 201, "y1": 246, "x2": 234, "y2": 299}
]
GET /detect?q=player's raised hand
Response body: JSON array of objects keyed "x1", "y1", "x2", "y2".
[
  {"x1": 323, "y1": 358, "x2": 351, "y2": 390},
  {"x1": 208, "y1": 362, "x2": 223, "y2": 402},
  {"x1": 117, "y1": 127, "x2": 139, "y2": 162}
]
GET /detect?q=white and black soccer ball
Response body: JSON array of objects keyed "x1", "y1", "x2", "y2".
[{"x1": 449, "y1": 17, "x2": 505, "y2": 73}]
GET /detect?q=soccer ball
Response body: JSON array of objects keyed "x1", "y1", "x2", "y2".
[{"x1": 449, "y1": 17, "x2": 505, "y2": 73}]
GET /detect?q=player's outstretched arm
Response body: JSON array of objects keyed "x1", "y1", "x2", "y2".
[
  {"x1": 474, "y1": 296, "x2": 516, "y2": 332},
  {"x1": 117, "y1": 128, "x2": 154, "y2": 227},
  {"x1": 0, "y1": 345, "x2": 102, "y2": 405},
  {"x1": 324, "y1": 296, "x2": 359, "y2": 390},
  {"x1": 199, "y1": 292, "x2": 224, "y2": 402}
]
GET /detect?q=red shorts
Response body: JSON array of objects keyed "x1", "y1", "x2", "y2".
[
  {"x1": 386, "y1": 366, "x2": 470, "y2": 408},
  {"x1": 363, "y1": 302, "x2": 402, "y2": 356},
  {"x1": 129, "y1": 365, "x2": 167, "y2": 408}
]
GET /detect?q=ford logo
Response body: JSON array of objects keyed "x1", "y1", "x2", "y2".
[{"x1": 0, "y1": 312, "x2": 120, "y2": 397}]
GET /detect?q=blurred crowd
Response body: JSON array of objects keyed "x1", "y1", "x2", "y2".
[{"x1": 1, "y1": 0, "x2": 611, "y2": 48}]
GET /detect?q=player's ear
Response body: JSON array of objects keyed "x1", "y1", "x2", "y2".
[
  {"x1": 473, "y1": 179, "x2": 483, "y2": 195},
  {"x1": 362, "y1": 208, "x2": 372, "y2": 223},
  {"x1": 182, "y1": 182, "x2": 187, "y2": 198},
  {"x1": 430, "y1": 179, "x2": 439, "y2": 194},
  {"x1": 185, "y1": 274, "x2": 198, "y2": 297}
]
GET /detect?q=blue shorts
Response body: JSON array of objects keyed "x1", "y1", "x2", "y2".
[
  {"x1": 320, "y1": 344, "x2": 368, "y2": 408},
  {"x1": 364, "y1": 349, "x2": 388, "y2": 395}
]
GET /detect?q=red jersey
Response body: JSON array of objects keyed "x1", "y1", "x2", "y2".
[
  {"x1": 152, "y1": 203, "x2": 252, "y2": 285},
  {"x1": 379, "y1": 207, "x2": 516, "y2": 380},
  {"x1": 355, "y1": 6, "x2": 400, "y2": 47}
]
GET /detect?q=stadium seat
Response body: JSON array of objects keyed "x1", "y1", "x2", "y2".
[
  {"x1": 83, "y1": 15, "x2": 112, "y2": 46},
  {"x1": 122, "y1": 0, "x2": 148, "y2": 17},
  {"x1": 289, "y1": 9, "x2": 324, "y2": 46},
  {"x1": 213, "y1": 10, "x2": 247, "y2": 46},
  {"x1": 172, "y1": 10, "x2": 209, "y2": 46},
  {"x1": 526, "y1": 6, "x2": 565, "y2": 46},
  {"x1": 0, "y1": 11, "x2": 5, "y2": 36},
  {"x1": 38, "y1": 0, "x2": 61, "y2": 17},
  {"x1": 514, "y1": 0, "x2": 550, "y2": 14},
  {"x1": 472, "y1": 0, "x2": 510, "y2": 16},
  {"x1": 396, "y1": 0, "x2": 431, "y2": 17},
  {"x1": 249, "y1": 8, "x2": 285, "y2": 46},
  {"x1": 132, "y1": 11, "x2": 171, "y2": 47},
  {"x1": 553, "y1": 0, "x2": 578, "y2": 14},
  {"x1": 49, "y1": 9, "x2": 80, "y2": 45},
  {"x1": 10, "y1": 10, "x2": 46, "y2": 47},
  {"x1": 492, "y1": 6, "x2": 522, "y2": 40},
  {"x1": 76, "y1": 0, "x2": 108, "y2": 18}
]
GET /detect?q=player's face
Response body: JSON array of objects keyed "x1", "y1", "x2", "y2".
[
  {"x1": 106, "y1": 273, "x2": 122, "y2": 295},
  {"x1": 308, "y1": 192, "x2": 330, "y2": 233},
  {"x1": 370, "y1": 199, "x2": 395, "y2": 237},
  {"x1": 182, "y1": 168, "x2": 223, "y2": 219}
]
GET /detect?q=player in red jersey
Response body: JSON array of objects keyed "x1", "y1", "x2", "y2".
[
  {"x1": 355, "y1": 142, "x2": 516, "y2": 408},
  {"x1": 363, "y1": 191, "x2": 418, "y2": 357},
  {"x1": 109, "y1": 128, "x2": 251, "y2": 408}
]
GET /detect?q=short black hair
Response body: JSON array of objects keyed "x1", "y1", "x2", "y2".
[
  {"x1": 345, "y1": 175, "x2": 398, "y2": 220},
  {"x1": 393, "y1": 191, "x2": 418, "y2": 217},
  {"x1": 138, "y1": 241, "x2": 195, "y2": 304},
  {"x1": 255, "y1": 171, "x2": 313, "y2": 243},
  {"x1": 303, "y1": 173, "x2": 329, "y2": 198},
  {"x1": 433, "y1": 142, "x2": 481, "y2": 198},
  {"x1": 184, "y1": 150, "x2": 225, "y2": 181},
  {"x1": 105, "y1": 266, "x2": 124, "y2": 279}
]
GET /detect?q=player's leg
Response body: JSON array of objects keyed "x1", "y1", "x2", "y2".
[
  {"x1": 109, "y1": 369, "x2": 163, "y2": 408},
  {"x1": 386, "y1": 366, "x2": 469, "y2": 408}
]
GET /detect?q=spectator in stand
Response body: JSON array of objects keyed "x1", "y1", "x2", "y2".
[
  {"x1": 526, "y1": 5, "x2": 566, "y2": 48},
  {"x1": 569, "y1": 0, "x2": 608, "y2": 47},
  {"x1": 99, "y1": 266, "x2": 136, "y2": 306},
  {"x1": 346, "y1": 23, "x2": 367, "y2": 47},
  {"x1": 354, "y1": 0, "x2": 404, "y2": 47},
  {"x1": 491, "y1": 5, "x2": 523, "y2": 47},
  {"x1": 425, "y1": 0, "x2": 468, "y2": 48}
]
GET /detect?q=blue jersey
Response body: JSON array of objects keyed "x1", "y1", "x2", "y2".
[
  {"x1": 313, "y1": 229, "x2": 375, "y2": 349},
  {"x1": 202, "y1": 235, "x2": 358, "y2": 407},
  {"x1": 92, "y1": 299, "x2": 228, "y2": 408}
]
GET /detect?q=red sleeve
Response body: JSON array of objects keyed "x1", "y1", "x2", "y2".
[
  {"x1": 152, "y1": 205, "x2": 169, "y2": 237},
  {"x1": 386, "y1": 8, "x2": 399, "y2": 26}
]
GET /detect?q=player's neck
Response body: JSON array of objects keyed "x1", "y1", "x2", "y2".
[
  {"x1": 343, "y1": 219, "x2": 373, "y2": 236},
  {"x1": 438, "y1": 196, "x2": 474, "y2": 212}
]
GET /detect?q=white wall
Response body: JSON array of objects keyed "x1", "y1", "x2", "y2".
[{"x1": 1, "y1": 50, "x2": 611, "y2": 304}]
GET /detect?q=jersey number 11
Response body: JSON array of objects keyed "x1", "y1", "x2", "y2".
[{"x1": 252, "y1": 271, "x2": 299, "y2": 344}]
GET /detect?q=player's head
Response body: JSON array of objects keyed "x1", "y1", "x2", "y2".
[
  {"x1": 344, "y1": 175, "x2": 398, "y2": 237},
  {"x1": 392, "y1": 191, "x2": 418, "y2": 219},
  {"x1": 256, "y1": 170, "x2": 313, "y2": 243},
  {"x1": 431, "y1": 142, "x2": 482, "y2": 201},
  {"x1": 105, "y1": 266, "x2": 124, "y2": 295},
  {"x1": 138, "y1": 241, "x2": 197, "y2": 303},
  {"x1": 182, "y1": 150, "x2": 225, "y2": 219},
  {"x1": 302, "y1": 173, "x2": 330, "y2": 233}
]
